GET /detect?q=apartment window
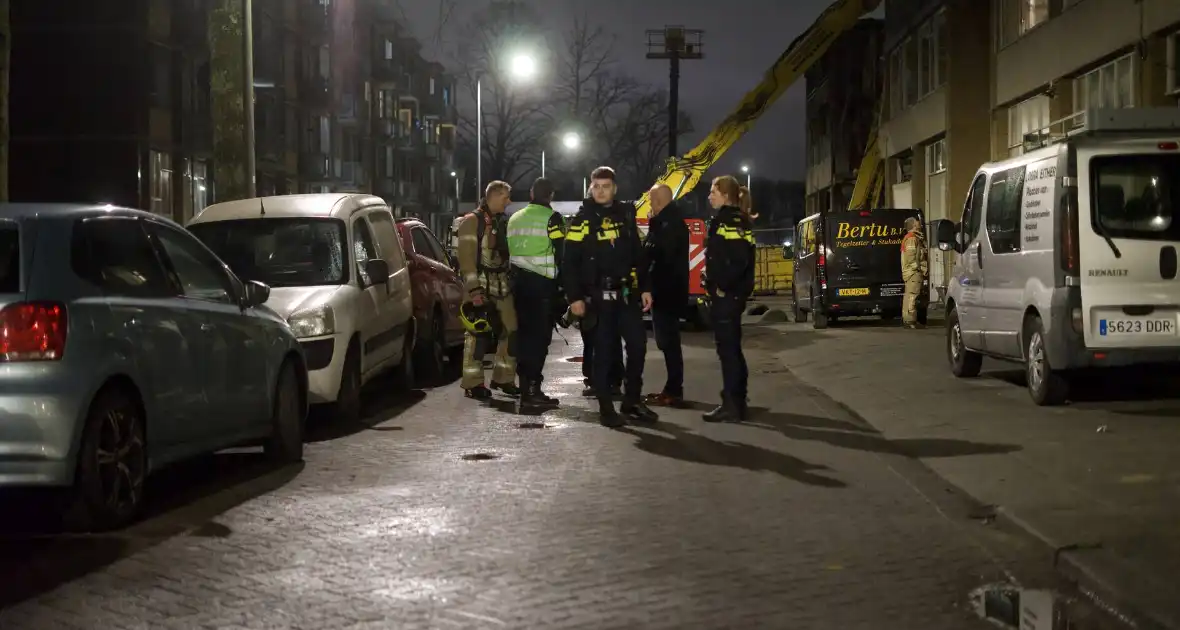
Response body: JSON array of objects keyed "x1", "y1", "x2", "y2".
[
  {"x1": 997, "y1": 0, "x2": 1050, "y2": 49},
  {"x1": 149, "y1": 150, "x2": 174, "y2": 220},
  {"x1": 384, "y1": 39, "x2": 393, "y2": 60},
  {"x1": 926, "y1": 138, "x2": 947, "y2": 175},
  {"x1": 318, "y1": 45, "x2": 330, "y2": 78},
  {"x1": 1007, "y1": 95, "x2": 1050, "y2": 156},
  {"x1": 904, "y1": 36, "x2": 919, "y2": 106},
  {"x1": 319, "y1": 115, "x2": 330, "y2": 153},
  {"x1": 443, "y1": 85, "x2": 452, "y2": 107},
  {"x1": 1166, "y1": 32, "x2": 1180, "y2": 95},
  {"x1": 1074, "y1": 53, "x2": 1135, "y2": 117},
  {"x1": 918, "y1": 22, "x2": 935, "y2": 96},
  {"x1": 934, "y1": 11, "x2": 947, "y2": 89},
  {"x1": 149, "y1": 44, "x2": 171, "y2": 107},
  {"x1": 192, "y1": 160, "x2": 208, "y2": 212},
  {"x1": 429, "y1": 77, "x2": 435, "y2": 95},
  {"x1": 888, "y1": 46, "x2": 904, "y2": 116}
]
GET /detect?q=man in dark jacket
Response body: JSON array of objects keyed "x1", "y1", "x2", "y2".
[
  {"x1": 565, "y1": 166, "x2": 658, "y2": 427},
  {"x1": 642, "y1": 184, "x2": 689, "y2": 407}
]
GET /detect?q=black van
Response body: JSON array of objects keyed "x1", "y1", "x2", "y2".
[{"x1": 792, "y1": 208, "x2": 926, "y2": 329}]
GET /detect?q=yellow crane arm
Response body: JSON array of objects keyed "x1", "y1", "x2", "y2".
[
  {"x1": 635, "y1": 0, "x2": 883, "y2": 219},
  {"x1": 847, "y1": 86, "x2": 887, "y2": 210}
]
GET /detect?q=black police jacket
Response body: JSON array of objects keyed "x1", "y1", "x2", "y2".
[
  {"x1": 644, "y1": 202, "x2": 690, "y2": 311},
  {"x1": 705, "y1": 205, "x2": 755, "y2": 299},
  {"x1": 563, "y1": 198, "x2": 651, "y2": 303}
]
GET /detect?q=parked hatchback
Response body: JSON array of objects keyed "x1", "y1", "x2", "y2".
[
  {"x1": 396, "y1": 218, "x2": 464, "y2": 378},
  {"x1": 189, "y1": 194, "x2": 415, "y2": 423},
  {"x1": 0, "y1": 204, "x2": 307, "y2": 531}
]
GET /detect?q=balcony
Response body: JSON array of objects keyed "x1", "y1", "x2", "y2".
[
  {"x1": 180, "y1": 110, "x2": 212, "y2": 154},
  {"x1": 373, "y1": 118, "x2": 397, "y2": 139},
  {"x1": 300, "y1": 152, "x2": 332, "y2": 180},
  {"x1": 300, "y1": 76, "x2": 331, "y2": 108},
  {"x1": 337, "y1": 94, "x2": 361, "y2": 124},
  {"x1": 423, "y1": 144, "x2": 440, "y2": 160},
  {"x1": 340, "y1": 161, "x2": 364, "y2": 184},
  {"x1": 372, "y1": 59, "x2": 401, "y2": 83}
]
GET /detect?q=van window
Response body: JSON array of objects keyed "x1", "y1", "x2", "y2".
[
  {"x1": 985, "y1": 166, "x2": 1025, "y2": 254},
  {"x1": 367, "y1": 210, "x2": 407, "y2": 271},
  {"x1": 0, "y1": 222, "x2": 18, "y2": 293},
  {"x1": 189, "y1": 218, "x2": 348, "y2": 288},
  {"x1": 963, "y1": 175, "x2": 986, "y2": 240},
  {"x1": 1091, "y1": 154, "x2": 1180, "y2": 241},
  {"x1": 352, "y1": 216, "x2": 379, "y2": 285},
  {"x1": 797, "y1": 219, "x2": 817, "y2": 255}
]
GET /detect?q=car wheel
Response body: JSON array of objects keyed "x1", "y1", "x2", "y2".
[
  {"x1": 64, "y1": 385, "x2": 148, "y2": 531},
  {"x1": 334, "y1": 342, "x2": 362, "y2": 424},
  {"x1": 792, "y1": 286, "x2": 806, "y2": 323},
  {"x1": 415, "y1": 308, "x2": 446, "y2": 381},
  {"x1": 392, "y1": 333, "x2": 415, "y2": 391},
  {"x1": 264, "y1": 360, "x2": 304, "y2": 464},
  {"x1": 1025, "y1": 316, "x2": 1067, "y2": 406},
  {"x1": 947, "y1": 308, "x2": 983, "y2": 378}
]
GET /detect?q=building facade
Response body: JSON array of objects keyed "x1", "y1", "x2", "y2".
[
  {"x1": 10, "y1": 0, "x2": 456, "y2": 232},
  {"x1": 804, "y1": 18, "x2": 884, "y2": 216}
]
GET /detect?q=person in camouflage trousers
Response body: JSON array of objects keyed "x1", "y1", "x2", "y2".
[{"x1": 901, "y1": 217, "x2": 928, "y2": 329}]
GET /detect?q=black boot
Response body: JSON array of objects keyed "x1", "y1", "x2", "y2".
[
  {"x1": 703, "y1": 398, "x2": 742, "y2": 423},
  {"x1": 491, "y1": 381, "x2": 520, "y2": 397},
  {"x1": 521, "y1": 381, "x2": 559, "y2": 407},
  {"x1": 465, "y1": 385, "x2": 493, "y2": 400},
  {"x1": 598, "y1": 399, "x2": 624, "y2": 428},
  {"x1": 620, "y1": 400, "x2": 657, "y2": 422},
  {"x1": 534, "y1": 383, "x2": 560, "y2": 406}
]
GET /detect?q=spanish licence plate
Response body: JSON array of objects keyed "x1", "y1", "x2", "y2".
[
  {"x1": 837, "y1": 287, "x2": 869, "y2": 296},
  {"x1": 1098, "y1": 317, "x2": 1177, "y2": 336}
]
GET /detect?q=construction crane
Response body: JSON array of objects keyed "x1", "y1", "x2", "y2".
[{"x1": 634, "y1": 0, "x2": 885, "y2": 220}]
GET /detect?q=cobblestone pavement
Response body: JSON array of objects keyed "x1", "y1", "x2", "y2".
[{"x1": 0, "y1": 329, "x2": 1063, "y2": 630}]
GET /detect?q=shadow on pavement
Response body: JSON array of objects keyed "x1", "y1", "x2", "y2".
[
  {"x1": 619, "y1": 420, "x2": 847, "y2": 488},
  {"x1": 305, "y1": 387, "x2": 426, "y2": 443},
  {"x1": 0, "y1": 453, "x2": 302, "y2": 609}
]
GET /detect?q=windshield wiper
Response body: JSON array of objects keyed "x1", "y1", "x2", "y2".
[{"x1": 1093, "y1": 219, "x2": 1122, "y2": 258}]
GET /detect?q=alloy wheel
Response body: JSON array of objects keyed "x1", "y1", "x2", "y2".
[{"x1": 95, "y1": 408, "x2": 145, "y2": 513}]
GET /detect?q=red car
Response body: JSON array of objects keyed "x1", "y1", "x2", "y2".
[{"x1": 395, "y1": 218, "x2": 465, "y2": 378}]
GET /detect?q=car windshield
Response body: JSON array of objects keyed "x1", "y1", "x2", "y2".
[
  {"x1": 189, "y1": 218, "x2": 348, "y2": 287},
  {"x1": 1091, "y1": 154, "x2": 1180, "y2": 241},
  {"x1": 0, "y1": 222, "x2": 17, "y2": 293}
]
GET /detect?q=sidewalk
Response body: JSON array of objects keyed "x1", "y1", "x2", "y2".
[{"x1": 769, "y1": 321, "x2": 1180, "y2": 630}]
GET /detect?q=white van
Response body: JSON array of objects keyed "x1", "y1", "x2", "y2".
[
  {"x1": 934, "y1": 108, "x2": 1180, "y2": 405},
  {"x1": 189, "y1": 194, "x2": 415, "y2": 422}
]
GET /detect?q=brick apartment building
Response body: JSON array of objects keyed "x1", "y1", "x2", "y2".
[{"x1": 10, "y1": 0, "x2": 456, "y2": 233}]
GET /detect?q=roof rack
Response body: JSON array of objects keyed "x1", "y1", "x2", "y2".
[{"x1": 1023, "y1": 108, "x2": 1180, "y2": 151}]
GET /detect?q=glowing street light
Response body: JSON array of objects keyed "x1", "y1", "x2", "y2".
[
  {"x1": 510, "y1": 53, "x2": 537, "y2": 79},
  {"x1": 740, "y1": 164, "x2": 751, "y2": 187},
  {"x1": 562, "y1": 132, "x2": 581, "y2": 150},
  {"x1": 476, "y1": 51, "x2": 538, "y2": 197}
]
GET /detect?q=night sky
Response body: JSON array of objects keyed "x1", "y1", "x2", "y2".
[{"x1": 400, "y1": 0, "x2": 877, "y2": 183}]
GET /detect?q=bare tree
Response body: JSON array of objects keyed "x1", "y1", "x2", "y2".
[{"x1": 450, "y1": 0, "x2": 550, "y2": 189}]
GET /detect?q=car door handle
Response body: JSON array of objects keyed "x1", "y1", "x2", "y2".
[
  {"x1": 200, "y1": 323, "x2": 215, "y2": 332},
  {"x1": 975, "y1": 244, "x2": 983, "y2": 268}
]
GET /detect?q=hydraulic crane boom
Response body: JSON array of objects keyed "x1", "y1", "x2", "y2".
[{"x1": 635, "y1": 0, "x2": 882, "y2": 219}]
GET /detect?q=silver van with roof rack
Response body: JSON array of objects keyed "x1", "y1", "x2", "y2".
[{"x1": 933, "y1": 108, "x2": 1180, "y2": 405}]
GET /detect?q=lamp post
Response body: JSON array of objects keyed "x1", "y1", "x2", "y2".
[
  {"x1": 476, "y1": 52, "x2": 537, "y2": 197},
  {"x1": 741, "y1": 164, "x2": 751, "y2": 188},
  {"x1": 541, "y1": 131, "x2": 581, "y2": 178},
  {"x1": 451, "y1": 171, "x2": 459, "y2": 210}
]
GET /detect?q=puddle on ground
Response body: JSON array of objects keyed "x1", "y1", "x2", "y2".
[{"x1": 968, "y1": 583, "x2": 1135, "y2": 629}]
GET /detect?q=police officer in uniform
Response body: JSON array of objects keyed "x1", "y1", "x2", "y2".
[
  {"x1": 456, "y1": 180, "x2": 520, "y2": 399},
  {"x1": 507, "y1": 177, "x2": 564, "y2": 407},
  {"x1": 702, "y1": 175, "x2": 756, "y2": 423},
  {"x1": 901, "y1": 217, "x2": 929, "y2": 329},
  {"x1": 564, "y1": 166, "x2": 658, "y2": 427}
]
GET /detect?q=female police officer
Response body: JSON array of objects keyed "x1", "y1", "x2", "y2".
[{"x1": 702, "y1": 175, "x2": 756, "y2": 423}]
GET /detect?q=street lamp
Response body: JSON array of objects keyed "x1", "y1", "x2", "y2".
[
  {"x1": 451, "y1": 171, "x2": 459, "y2": 208},
  {"x1": 541, "y1": 131, "x2": 581, "y2": 178},
  {"x1": 476, "y1": 51, "x2": 537, "y2": 197},
  {"x1": 741, "y1": 164, "x2": 751, "y2": 188}
]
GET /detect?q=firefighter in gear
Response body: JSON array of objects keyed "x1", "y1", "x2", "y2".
[
  {"x1": 901, "y1": 217, "x2": 928, "y2": 329},
  {"x1": 457, "y1": 180, "x2": 520, "y2": 399},
  {"x1": 702, "y1": 176, "x2": 757, "y2": 423},
  {"x1": 564, "y1": 166, "x2": 658, "y2": 427},
  {"x1": 507, "y1": 177, "x2": 565, "y2": 408}
]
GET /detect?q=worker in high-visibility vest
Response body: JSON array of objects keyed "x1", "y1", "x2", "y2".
[{"x1": 506, "y1": 177, "x2": 565, "y2": 407}]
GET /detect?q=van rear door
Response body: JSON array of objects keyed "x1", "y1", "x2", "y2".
[
  {"x1": 1078, "y1": 144, "x2": 1180, "y2": 348},
  {"x1": 824, "y1": 210, "x2": 915, "y2": 301}
]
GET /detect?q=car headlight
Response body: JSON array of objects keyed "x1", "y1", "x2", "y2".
[{"x1": 288, "y1": 306, "x2": 335, "y2": 339}]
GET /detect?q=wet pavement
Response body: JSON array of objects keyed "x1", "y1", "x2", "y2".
[{"x1": 0, "y1": 327, "x2": 1124, "y2": 629}]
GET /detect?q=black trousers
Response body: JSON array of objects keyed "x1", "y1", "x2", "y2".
[
  {"x1": 710, "y1": 296, "x2": 748, "y2": 403},
  {"x1": 513, "y1": 269, "x2": 557, "y2": 384},
  {"x1": 651, "y1": 305, "x2": 684, "y2": 397},
  {"x1": 581, "y1": 318, "x2": 622, "y2": 388},
  {"x1": 593, "y1": 294, "x2": 646, "y2": 404}
]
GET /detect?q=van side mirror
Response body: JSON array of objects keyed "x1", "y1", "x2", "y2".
[
  {"x1": 447, "y1": 251, "x2": 459, "y2": 270},
  {"x1": 933, "y1": 219, "x2": 957, "y2": 252},
  {"x1": 243, "y1": 280, "x2": 270, "y2": 308},
  {"x1": 364, "y1": 258, "x2": 390, "y2": 289}
]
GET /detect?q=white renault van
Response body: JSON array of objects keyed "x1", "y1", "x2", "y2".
[
  {"x1": 189, "y1": 194, "x2": 415, "y2": 422},
  {"x1": 934, "y1": 108, "x2": 1180, "y2": 405}
]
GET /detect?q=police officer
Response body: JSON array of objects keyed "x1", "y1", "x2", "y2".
[
  {"x1": 507, "y1": 177, "x2": 564, "y2": 407},
  {"x1": 642, "y1": 183, "x2": 689, "y2": 408},
  {"x1": 901, "y1": 217, "x2": 929, "y2": 329},
  {"x1": 702, "y1": 175, "x2": 756, "y2": 423},
  {"x1": 456, "y1": 181, "x2": 520, "y2": 399},
  {"x1": 564, "y1": 166, "x2": 658, "y2": 427}
]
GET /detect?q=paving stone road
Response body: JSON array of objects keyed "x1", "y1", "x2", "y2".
[{"x1": 0, "y1": 329, "x2": 1075, "y2": 629}]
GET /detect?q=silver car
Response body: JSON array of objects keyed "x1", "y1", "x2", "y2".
[{"x1": 0, "y1": 204, "x2": 308, "y2": 530}]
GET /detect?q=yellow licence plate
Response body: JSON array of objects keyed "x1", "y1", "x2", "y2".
[{"x1": 837, "y1": 287, "x2": 870, "y2": 296}]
